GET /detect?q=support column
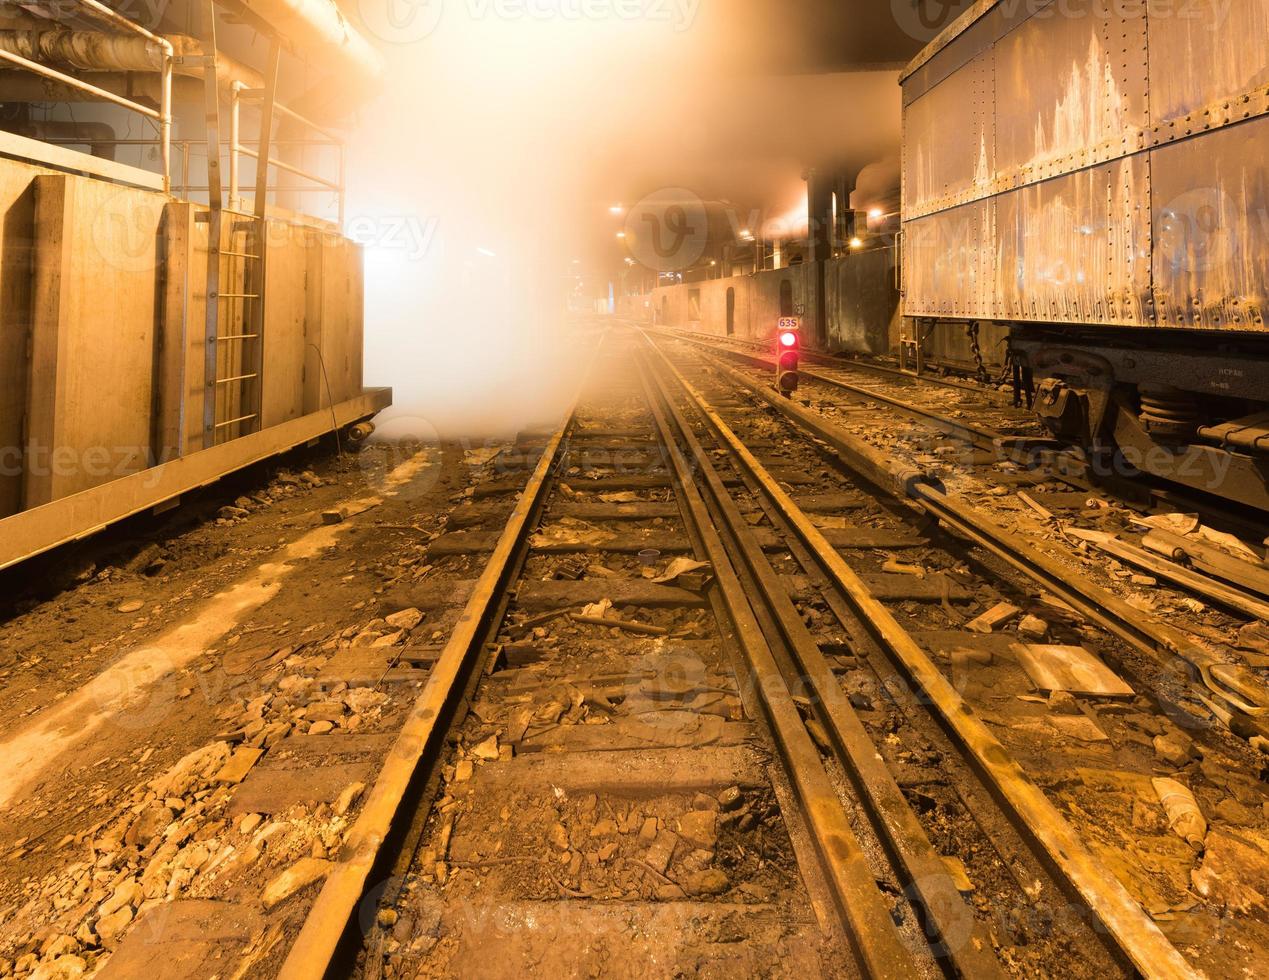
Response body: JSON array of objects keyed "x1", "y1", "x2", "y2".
[{"x1": 805, "y1": 168, "x2": 833, "y2": 348}]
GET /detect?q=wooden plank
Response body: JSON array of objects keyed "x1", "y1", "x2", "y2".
[
  {"x1": 228, "y1": 762, "x2": 370, "y2": 817},
  {"x1": 26, "y1": 174, "x2": 161, "y2": 505},
  {"x1": 1010, "y1": 643, "x2": 1135, "y2": 698},
  {"x1": 261, "y1": 219, "x2": 311, "y2": 427},
  {"x1": 157, "y1": 201, "x2": 192, "y2": 461},
  {"x1": 430, "y1": 529, "x2": 692, "y2": 556},
  {"x1": 0, "y1": 156, "x2": 46, "y2": 517},
  {"x1": 1075, "y1": 530, "x2": 1269, "y2": 622},
  {"x1": 0, "y1": 388, "x2": 390, "y2": 572},
  {"x1": 795, "y1": 492, "x2": 867, "y2": 512},
  {"x1": 552, "y1": 502, "x2": 683, "y2": 521},
  {"x1": 100, "y1": 900, "x2": 264, "y2": 980},
  {"x1": 858, "y1": 572, "x2": 971, "y2": 601},
  {"x1": 422, "y1": 524, "x2": 927, "y2": 556},
  {"x1": 1143, "y1": 528, "x2": 1269, "y2": 601},
  {"x1": 391, "y1": 577, "x2": 706, "y2": 613},
  {"x1": 448, "y1": 747, "x2": 766, "y2": 796}
]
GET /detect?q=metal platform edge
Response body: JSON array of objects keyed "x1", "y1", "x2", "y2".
[{"x1": 0, "y1": 387, "x2": 392, "y2": 572}]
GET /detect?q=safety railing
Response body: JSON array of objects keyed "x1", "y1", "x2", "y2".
[
  {"x1": 230, "y1": 83, "x2": 346, "y2": 224},
  {"x1": 0, "y1": 0, "x2": 172, "y2": 193}
]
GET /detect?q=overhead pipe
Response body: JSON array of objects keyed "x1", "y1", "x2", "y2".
[
  {"x1": 216, "y1": 0, "x2": 385, "y2": 92},
  {"x1": 0, "y1": 28, "x2": 264, "y2": 91}
]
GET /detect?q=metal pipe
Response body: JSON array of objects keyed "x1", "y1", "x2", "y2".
[
  {"x1": 235, "y1": 87, "x2": 342, "y2": 142},
  {"x1": 0, "y1": 0, "x2": 178, "y2": 191},
  {"x1": 216, "y1": 0, "x2": 385, "y2": 92},
  {"x1": 0, "y1": 30, "x2": 263, "y2": 89},
  {"x1": 235, "y1": 142, "x2": 339, "y2": 190},
  {"x1": 229, "y1": 84, "x2": 241, "y2": 209},
  {"x1": 0, "y1": 46, "x2": 159, "y2": 117}
]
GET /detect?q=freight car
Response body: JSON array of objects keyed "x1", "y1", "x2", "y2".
[{"x1": 899, "y1": 0, "x2": 1269, "y2": 511}]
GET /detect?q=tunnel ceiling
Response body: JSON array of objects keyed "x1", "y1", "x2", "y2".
[{"x1": 706, "y1": 0, "x2": 977, "y2": 73}]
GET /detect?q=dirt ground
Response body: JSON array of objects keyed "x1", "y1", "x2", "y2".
[{"x1": 0, "y1": 435, "x2": 506, "y2": 978}]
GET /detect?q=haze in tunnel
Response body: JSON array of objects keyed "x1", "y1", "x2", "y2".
[{"x1": 344, "y1": 1, "x2": 935, "y2": 439}]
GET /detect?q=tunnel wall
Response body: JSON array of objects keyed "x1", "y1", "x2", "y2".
[
  {"x1": 644, "y1": 266, "x2": 812, "y2": 343},
  {"x1": 824, "y1": 247, "x2": 901, "y2": 355},
  {"x1": 639, "y1": 253, "x2": 900, "y2": 355},
  {"x1": 0, "y1": 156, "x2": 366, "y2": 518}
]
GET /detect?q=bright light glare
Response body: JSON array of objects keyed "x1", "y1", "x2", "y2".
[
  {"x1": 476, "y1": 246, "x2": 497, "y2": 257},
  {"x1": 616, "y1": 231, "x2": 626, "y2": 239},
  {"x1": 779, "y1": 331, "x2": 798, "y2": 348},
  {"x1": 849, "y1": 237, "x2": 863, "y2": 248},
  {"x1": 609, "y1": 205, "x2": 625, "y2": 215},
  {"x1": 868, "y1": 208, "x2": 883, "y2": 219}
]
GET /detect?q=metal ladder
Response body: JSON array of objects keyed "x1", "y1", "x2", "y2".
[{"x1": 199, "y1": 0, "x2": 279, "y2": 448}]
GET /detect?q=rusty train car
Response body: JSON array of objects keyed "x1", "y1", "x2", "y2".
[{"x1": 899, "y1": 0, "x2": 1269, "y2": 510}]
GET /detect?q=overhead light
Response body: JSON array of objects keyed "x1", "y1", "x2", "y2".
[
  {"x1": 867, "y1": 208, "x2": 883, "y2": 219},
  {"x1": 616, "y1": 231, "x2": 626, "y2": 239},
  {"x1": 609, "y1": 204, "x2": 625, "y2": 215},
  {"x1": 476, "y1": 246, "x2": 497, "y2": 257},
  {"x1": 848, "y1": 237, "x2": 863, "y2": 249},
  {"x1": 740, "y1": 229, "x2": 754, "y2": 240}
]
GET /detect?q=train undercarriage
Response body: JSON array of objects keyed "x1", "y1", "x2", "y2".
[{"x1": 1008, "y1": 330, "x2": 1269, "y2": 514}]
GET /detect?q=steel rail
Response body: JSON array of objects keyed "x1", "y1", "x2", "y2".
[
  {"x1": 641, "y1": 340, "x2": 1005, "y2": 979},
  {"x1": 645, "y1": 334, "x2": 1200, "y2": 980},
  {"x1": 277, "y1": 398, "x2": 582, "y2": 980},
  {"x1": 688, "y1": 344, "x2": 1269, "y2": 744},
  {"x1": 635, "y1": 351, "x2": 917, "y2": 979},
  {"x1": 655, "y1": 324, "x2": 1014, "y2": 405},
  {"x1": 658, "y1": 327, "x2": 1010, "y2": 454}
]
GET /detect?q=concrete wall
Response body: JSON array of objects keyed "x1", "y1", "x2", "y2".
[
  {"x1": 647, "y1": 266, "x2": 811, "y2": 343},
  {"x1": 0, "y1": 156, "x2": 366, "y2": 518},
  {"x1": 825, "y1": 247, "x2": 901, "y2": 355},
  {"x1": 641, "y1": 256, "x2": 899, "y2": 356}
]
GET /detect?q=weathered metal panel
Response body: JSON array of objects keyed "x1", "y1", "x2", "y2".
[
  {"x1": 901, "y1": 1, "x2": 999, "y2": 105},
  {"x1": 993, "y1": 2, "x2": 1149, "y2": 178},
  {"x1": 903, "y1": 48, "x2": 995, "y2": 214},
  {"x1": 1147, "y1": 0, "x2": 1269, "y2": 121},
  {"x1": 904, "y1": 198, "x2": 995, "y2": 318},
  {"x1": 825, "y1": 247, "x2": 899, "y2": 354},
  {"x1": 901, "y1": 0, "x2": 1269, "y2": 333},
  {"x1": 995, "y1": 155, "x2": 1152, "y2": 325},
  {"x1": 1151, "y1": 115, "x2": 1269, "y2": 330}
]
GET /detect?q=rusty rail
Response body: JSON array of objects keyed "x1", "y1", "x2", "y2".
[{"x1": 644, "y1": 330, "x2": 1200, "y2": 980}]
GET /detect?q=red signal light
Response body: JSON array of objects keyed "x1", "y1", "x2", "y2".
[{"x1": 779, "y1": 330, "x2": 798, "y2": 348}]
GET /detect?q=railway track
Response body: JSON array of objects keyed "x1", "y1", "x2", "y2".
[
  {"x1": 658, "y1": 326, "x2": 1268, "y2": 540},
  {"x1": 257, "y1": 326, "x2": 1269, "y2": 979},
  {"x1": 651, "y1": 329, "x2": 1269, "y2": 741}
]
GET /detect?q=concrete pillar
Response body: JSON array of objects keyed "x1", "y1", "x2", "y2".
[{"x1": 805, "y1": 168, "x2": 834, "y2": 346}]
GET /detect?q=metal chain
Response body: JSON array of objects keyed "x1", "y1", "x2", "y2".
[{"x1": 967, "y1": 322, "x2": 990, "y2": 383}]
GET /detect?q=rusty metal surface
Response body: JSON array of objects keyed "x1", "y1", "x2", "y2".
[
  {"x1": 1147, "y1": 0, "x2": 1269, "y2": 120},
  {"x1": 904, "y1": 198, "x2": 995, "y2": 318},
  {"x1": 901, "y1": 0, "x2": 1269, "y2": 332},
  {"x1": 994, "y1": 155, "x2": 1152, "y2": 325},
  {"x1": 993, "y1": 4, "x2": 1148, "y2": 176},
  {"x1": 903, "y1": 47, "x2": 994, "y2": 212},
  {"x1": 1151, "y1": 115, "x2": 1269, "y2": 330}
]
